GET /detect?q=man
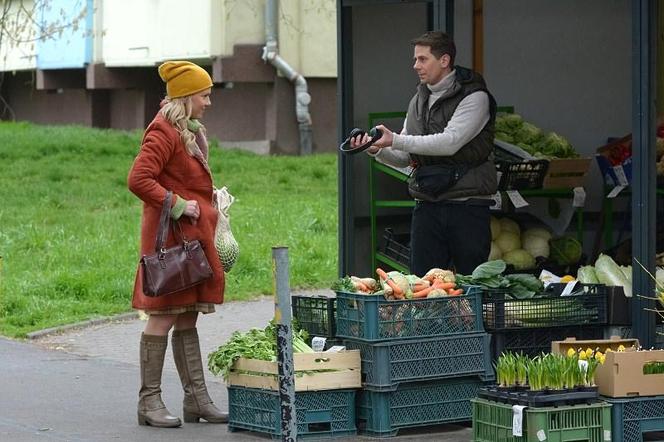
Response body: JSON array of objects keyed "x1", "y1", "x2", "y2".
[{"x1": 352, "y1": 31, "x2": 497, "y2": 275}]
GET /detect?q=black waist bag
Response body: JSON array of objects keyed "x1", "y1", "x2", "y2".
[{"x1": 408, "y1": 163, "x2": 468, "y2": 201}]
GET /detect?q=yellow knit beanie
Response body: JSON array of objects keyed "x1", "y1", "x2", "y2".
[{"x1": 158, "y1": 61, "x2": 213, "y2": 99}]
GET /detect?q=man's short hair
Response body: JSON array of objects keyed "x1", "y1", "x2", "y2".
[{"x1": 411, "y1": 31, "x2": 456, "y2": 65}]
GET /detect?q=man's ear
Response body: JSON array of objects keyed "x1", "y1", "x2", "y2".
[{"x1": 439, "y1": 54, "x2": 451, "y2": 69}]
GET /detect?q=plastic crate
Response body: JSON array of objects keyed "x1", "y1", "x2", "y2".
[
  {"x1": 291, "y1": 294, "x2": 336, "y2": 340},
  {"x1": 491, "y1": 325, "x2": 605, "y2": 360},
  {"x1": 472, "y1": 398, "x2": 612, "y2": 442},
  {"x1": 382, "y1": 228, "x2": 410, "y2": 268},
  {"x1": 343, "y1": 332, "x2": 493, "y2": 390},
  {"x1": 227, "y1": 386, "x2": 356, "y2": 439},
  {"x1": 496, "y1": 160, "x2": 548, "y2": 191},
  {"x1": 358, "y1": 377, "x2": 485, "y2": 437},
  {"x1": 482, "y1": 285, "x2": 608, "y2": 331},
  {"x1": 335, "y1": 287, "x2": 483, "y2": 342},
  {"x1": 605, "y1": 395, "x2": 664, "y2": 442},
  {"x1": 478, "y1": 385, "x2": 599, "y2": 408}
]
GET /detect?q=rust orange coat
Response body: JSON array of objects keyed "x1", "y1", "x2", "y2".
[{"x1": 127, "y1": 113, "x2": 224, "y2": 310}]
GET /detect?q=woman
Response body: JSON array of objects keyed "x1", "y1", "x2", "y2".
[{"x1": 127, "y1": 61, "x2": 227, "y2": 428}]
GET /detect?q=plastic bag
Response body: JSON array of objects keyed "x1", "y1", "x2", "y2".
[{"x1": 213, "y1": 187, "x2": 239, "y2": 272}]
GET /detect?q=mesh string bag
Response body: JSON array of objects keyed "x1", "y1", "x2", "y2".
[{"x1": 213, "y1": 186, "x2": 239, "y2": 272}]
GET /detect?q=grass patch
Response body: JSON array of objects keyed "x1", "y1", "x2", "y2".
[{"x1": 0, "y1": 121, "x2": 338, "y2": 337}]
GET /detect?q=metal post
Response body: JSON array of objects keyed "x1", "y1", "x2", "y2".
[
  {"x1": 272, "y1": 247, "x2": 296, "y2": 441},
  {"x1": 631, "y1": 0, "x2": 657, "y2": 349}
]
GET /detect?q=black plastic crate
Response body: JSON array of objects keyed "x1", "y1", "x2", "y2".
[
  {"x1": 482, "y1": 285, "x2": 608, "y2": 331},
  {"x1": 491, "y1": 325, "x2": 605, "y2": 360},
  {"x1": 291, "y1": 294, "x2": 336, "y2": 340},
  {"x1": 382, "y1": 228, "x2": 410, "y2": 268},
  {"x1": 496, "y1": 160, "x2": 548, "y2": 190},
  {"x1": 478, "y1": 385, "x2": 599, "y2": 408}
]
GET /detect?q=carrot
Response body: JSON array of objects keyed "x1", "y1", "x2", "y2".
[
  {"x1": 412, "y1": 282, "x2": 430, "y2": 293},
  {"x1": 431, "y1": 281, "x2": 456, "y2": 291},
  {"x1": 376, "y1": 268, "x2": 404, "y2": 299},
  {"x1": 412, "y1": 286, "x2": 434, "y2": 298},
  {"x1": 447, "y1": 288, "x2": 464, "y2": 296}
]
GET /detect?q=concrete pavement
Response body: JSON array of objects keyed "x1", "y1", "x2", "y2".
[{"x1": 1, "y1": 291, "x2": 473, "y2": 441}]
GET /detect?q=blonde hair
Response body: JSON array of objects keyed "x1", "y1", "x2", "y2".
[{"x1": 159, "y1": 96, "x2": 205, "y2": 157}]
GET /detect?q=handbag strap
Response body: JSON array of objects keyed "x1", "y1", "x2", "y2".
[{"x1": 155, "y1": 191, "x2": 173, "y2": 253}]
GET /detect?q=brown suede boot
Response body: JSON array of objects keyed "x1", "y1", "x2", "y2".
[
  {"x1": 137, "y1": 333, "x2": 182, "y2": 428},
  {"x1": 172, "y1": 328, "x2": 228, "y2": 423}
]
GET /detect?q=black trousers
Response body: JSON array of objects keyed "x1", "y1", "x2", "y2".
[{"x1": 409, "y1": 200, "x2": 491, "y2": 276}]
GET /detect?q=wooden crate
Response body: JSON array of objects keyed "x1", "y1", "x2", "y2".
[
  {"x1": 542, "y1": 157, "x2": 592, "y2": 188},
  {"x1": 228, "y1": 350, "x2": 361, "y2": 392}
]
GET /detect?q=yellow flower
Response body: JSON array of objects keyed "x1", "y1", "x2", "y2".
[
  {"x1": 595, "y1": 351, "x2": 604, "y2": 360},
  {"x1": 586, "y1": 347, "x2": 594, "y2": 356},
  {"x1": 579, "y1": 350, "x2": 587, "y2": 360},
  {"x1": 605, "y1": 348, "x2": 612, "y2": 353},
  {"x1": 617, "y1": 345, "x2": 626, "y2": 352},
  {"x1": 567, "y1": 348, "x2": 576, "y2": 358},
  {"x1": 598, "y1": 354, "x2": 606, "y2": 364}
]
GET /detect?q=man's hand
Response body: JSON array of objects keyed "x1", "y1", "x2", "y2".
[
  {"x1": 372, "y1": 124, "x2": 394, "y2": 148},
  {"x1": 349, "y1": 124, "x2": 394, "y2": 154}
]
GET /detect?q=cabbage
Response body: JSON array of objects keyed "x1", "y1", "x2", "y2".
[
  {"x1": 499, "y1": 218, "x2": 520, "y2": 236},
  {"x1": 577, "y1": 266, "x2": 599, "y2": 284},
  {"x1": 522, "y1": 228, "x2": 552, "y2": 259},
  {"x1": 503, "y1": 249, "x2": 536, "y2": 270},
  {"x1": 489, "y1": 242, "x2": 503, "y2": 260},
  {"x1": 522, "y1": 227, "x2": 552, "y2": 242},
  {"x1": 595, "y1": 254, "x2": 632, "y2": 297},
  {"x1": 514, "y1": 122, "x2": 543, "y2": 144},
  {"x1": 549, "y1": 236, "x2": 582, "y2": 266},
  {"x1": 495, "y1": 232, "x2": 521, "y2": 254},
  {"x1": 522, "y1": 235, "x2": 550, "y2": 259},
  {"x1": 620, "y1": 265, "x2": 632, "y2": 283},
  {"x1": 490, "y1": 217, "x2": 502, "y2": 241}
]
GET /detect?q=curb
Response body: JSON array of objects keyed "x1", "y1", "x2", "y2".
[{"x1": 26, "y1": 312, "x2": 139, "y2": 340}]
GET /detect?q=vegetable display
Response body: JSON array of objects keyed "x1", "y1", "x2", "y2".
[
  {"x1": 207, "y1": 320, "x2": 313, "y2": 381},
  {"x1": 455, "y1": 260, "x2": 543, "y2": 300},
  {"x1": 495, "y1": 114, "x2": 579, "y2": 159},
  {"x1": 576, "y1": 254, "x2": 632, "y2": 297}
]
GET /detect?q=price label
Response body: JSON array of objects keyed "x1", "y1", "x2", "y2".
[
  {"x1": 572, "y1": 187, "x2": 586, "y2": 208},
  {"x1": 490, "y1": 192, "x2": 502, "y2": 211},
  {"x1": 560, "y1": 280, "x2": 578, "y2": 296},
  {"x1": 512, "y1": 405, "x2": 526, "y2": 437},
  {"x1": 506, "y1": 190, "x2": 529, "y2": 208},
  {"x1": 607, "y1": 185, "x2": 626, "y2": 199},
  {"x1": 613, "y1": 165, "x2": 629, "y2": 186}
]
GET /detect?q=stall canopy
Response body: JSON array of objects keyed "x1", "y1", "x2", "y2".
[{"x1": 336, "y1": 0, "x2": 659, "y2": 348}]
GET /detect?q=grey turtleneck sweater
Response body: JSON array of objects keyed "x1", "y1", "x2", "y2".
[{"x1": 372, "y1": 70, "x2": 490, "y2": 168}]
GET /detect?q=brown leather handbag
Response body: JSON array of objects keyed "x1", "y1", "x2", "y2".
[{"x1": 141, "y1": 191, "x2": 213, "y2": 297}]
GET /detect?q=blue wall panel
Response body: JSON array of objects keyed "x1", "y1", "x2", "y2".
[{"x1": 37, "y1": 0, "x2": 92, "y2": 69}]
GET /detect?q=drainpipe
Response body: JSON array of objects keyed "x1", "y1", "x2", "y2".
[{"x1": 262, "y1": 0, "x2": 313, "y2": 155}]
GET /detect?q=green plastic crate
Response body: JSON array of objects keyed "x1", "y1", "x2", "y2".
[
  {"x1": 472, "y1": 398, "x2": 612, "y2": 442},
  {"x1": 228, "y1": 386, "x2": 356, "y2": 439},
  {"x1": 358, "y1": 377, "x2": 485, "y2": 437},
  {"x1": 604, "y1": 395, "x2": 664, "y2": 442},
  {"x1": 335, "y1": 286, "x2": 483, "y2": 342},
  {"x1": 344, "y1": 332, "x2": 494, "y2": 390}
]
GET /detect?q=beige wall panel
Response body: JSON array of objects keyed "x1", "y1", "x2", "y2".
[
  {"x1": 158, "y1": 0, "x2": 223, "y2": 60},
  {"x1": 221, "y1": 0, "x2": 265, "y2": 56},
  {"x1": 0, "y1": 0, "x2": 37, "y2": 71},
  {"x1": 102, "y1": 0, "x2": 160, "y2": 66}
]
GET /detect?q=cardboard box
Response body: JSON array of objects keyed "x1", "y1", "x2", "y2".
[
  {"x1": 595, "y1": 348, "x2": 664, "y2": 397},
  {"x1": 551, "y1": 337, "x2": 664, "y2": 398},
  {"x1": 542, "y1": 157, "x2": 592, "y2": 189},
  {"x1": 550, "y1": 336, "x2": 638, "y2": 355},
  {"x1": 228, "y1": 350, "x2": 361, "y2": 392}
]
